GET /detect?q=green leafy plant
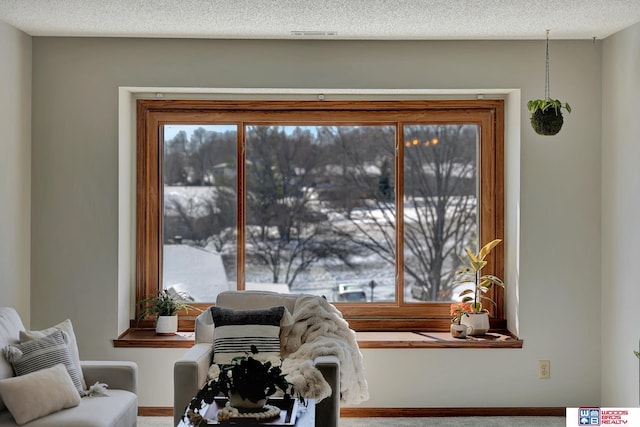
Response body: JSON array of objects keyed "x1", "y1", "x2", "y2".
[
  {"x1": 137, "y1": 289, "x2": 196, "y2": 318},
  {"x1": 454, "y1": 239, "x2": 504, "y2": 313},
  {"x1": 527, "y1": 98, "x2": 572, "y2": 115},
  {"x1": 634, "y1": 350, "x2": 639, "y2": 359},
  {"x1": 528, "y1": 98, "x2": 571, "y2": 135}
]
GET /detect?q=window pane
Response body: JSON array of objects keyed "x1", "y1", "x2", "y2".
[
  {"x1": 162, "y1": 124, "x2": 237, "y2": 302},
  {"x1": 403, "y1": 125, "x2": 478, "y2": 302},
  {"x1": 245, "y1": 125, "x2": 396, "y2": 302}
]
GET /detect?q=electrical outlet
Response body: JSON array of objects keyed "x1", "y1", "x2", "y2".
[{"x1": 539, "y1": 360, "x2": 550, "y2": 379}]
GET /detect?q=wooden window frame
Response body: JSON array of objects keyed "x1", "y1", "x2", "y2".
[{"x1": 136, "y1": 99, "x2": 504, "y2": 331}]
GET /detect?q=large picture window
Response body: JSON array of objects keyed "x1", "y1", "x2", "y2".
[{"x1": 137, "y1": 100, "x2": 504, "y2": 330}]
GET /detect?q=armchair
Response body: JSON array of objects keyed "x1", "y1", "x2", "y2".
[{"x1": 174, "y1": 291, "x2": 340, "y2": 427}]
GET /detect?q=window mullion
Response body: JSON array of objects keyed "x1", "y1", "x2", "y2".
[
  {"x1": 395, "y1": 122, "x2": 404, "y2": 306},
  {"x1": 237, "y1": 122, "x2": 246, "y2": 290}
]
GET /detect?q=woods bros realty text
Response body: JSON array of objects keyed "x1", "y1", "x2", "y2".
[{"x1": 567, "y1": 408, "x2": 640, "y2": 425}]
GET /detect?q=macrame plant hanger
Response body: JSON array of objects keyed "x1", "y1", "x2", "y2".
[
  {"x1": 544, "y1": 29, "x2": 551, "y2": 102},
  {"x1": 527, "y1": 29, "x2": 570, "y2": 135}
]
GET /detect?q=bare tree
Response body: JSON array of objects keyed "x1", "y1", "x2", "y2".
[
  {"x1": 326, "y1": 125, "x2": 477, "y2": 301},
  {"x1": 163, "y1": 126, "x2": 237, "y2": 252},
  {"x1": 403, "y1": 125, "x2": 477, "y2": 300},
  {"x1": 244, "y1": 126, "x2": 355, "y2": 287},
  {"x1": 164, "y1": 130, "x2": 189, "y2": 185},
  {"x1": 164, "y1": 187, "x2": 236, "y2": 252}
]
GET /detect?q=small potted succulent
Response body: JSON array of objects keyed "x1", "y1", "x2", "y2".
[
  {"x1": 137, "y1": 289, "x2": 197, "y2": 335},
  {"x1": 527, "y1": 98, "x2": 572, "y2": 136},
  {"x1": 450, "y1": 302, "x2": 472, "y2": 338},
  {"x1": 453, "y1": 239, "x2": 504, "y2": 335}
]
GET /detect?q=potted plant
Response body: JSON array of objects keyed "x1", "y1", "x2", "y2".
[
  {"x1": 449, "y1": 302, "x2": 471, "y2": 339},
  {"x1": 453, "y1": 239, "x2": 504, "y2": 335},
  {"x1": 137, "y1": 289, "x2": 196, "y2": 335},
  {"x1": 528, "y1": 30, "x2": 571, "y2": 136},
  {"x1": 528, "y1": 98, "x2": 571, "y2": 135},
  {"x1": 186, "y1": 346, "x2": 298, "y2": 423}
]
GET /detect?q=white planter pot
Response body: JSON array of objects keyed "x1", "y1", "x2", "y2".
[
  {"x1": 156, "y1": 315, "x2": 178, "y2": 336},
  {"x1": 228, "y1": 392, "x2": 267, "y2": 409},
  {"x1": 450, "y1": 323, "x2": 468, "y2": 339},
  {"x1": 460, "y1": 312, "x2": 490, "y2": 336}
]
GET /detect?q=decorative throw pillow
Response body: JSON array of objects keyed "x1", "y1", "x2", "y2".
[
  {"x1": 2, "y1": 329, "x2": 83, "y2": 393},
  {"x1": 19, "y1": 318, "x2": 87, "y2": 390},
  {"x1": 211, "y1": 306, "x2": 286, "y2": 365},
  {"x1": 0, "y1": 363, "x2": 81, "y2": 425}
]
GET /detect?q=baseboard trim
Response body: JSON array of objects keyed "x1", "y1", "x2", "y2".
[
  {"x1": 138, "y1": 406, "x2": 565, "y2": 417},
  {"x1": 340, "y1": 407, "x2": 566, "y2": 417},
  {"x1": 139, "y1": 407, "x2": 173, "y2": 416}
]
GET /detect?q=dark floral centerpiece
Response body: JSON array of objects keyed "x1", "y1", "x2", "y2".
[{"x1": 185, "y1": 346, "x2": 299, "y2": 423}]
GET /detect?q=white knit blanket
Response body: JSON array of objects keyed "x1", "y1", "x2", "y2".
[{"x1": 280, "y1": 295, "x2": 369, "y2": 405}]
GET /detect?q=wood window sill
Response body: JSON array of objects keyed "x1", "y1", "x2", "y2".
[
  {"x1": 113, "y1": 329, "x2": 522, "y2": 349},
  {"x1": 113, "y1": 329, "x2": 196, "y2": 348}
]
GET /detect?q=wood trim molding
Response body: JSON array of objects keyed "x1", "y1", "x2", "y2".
[
  {"x1": 340, "y1": 407, "x2": 566, "y2": 417},
  {"x1": 139, "y1": 407, "x2": 174, "y2": 417},
  {"x1": 138, "y1": 406, "x2": 564, "y2": 417},
  {"x1": 114, "y1": 329, "x2": 521, "y2": 349},
  {"x1": 136, "y1": 99, "x2": 506, "y2": 327}
]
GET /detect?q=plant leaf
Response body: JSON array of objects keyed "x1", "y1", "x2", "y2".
[
  {"x1": 481, "y1": 275, "x2": 505, "y2": 287},
  {"x1": 454, "y1": 267, "x2": 474, "y2": 276},
  {"x1": 470, "y1": 302, "x2": 482, "y2": 312},
  {"x1": 453, "y1": 277, "x2": 474, "y2": 284},
  {"x1": 479, "y1": 295, "x2": 497, "y2": 306},
  {"x1": 464, "y1": 247, "x2": 479, "y2": 264},
  {"x1": 478, "y1": 239, "x2": 501, "y2": 260},
  {"x1": 471, "y1": 260, "x2": 487, "y2": 271}
]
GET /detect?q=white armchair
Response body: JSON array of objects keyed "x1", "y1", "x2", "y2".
[{"x1": 174, "y1": 291, "x2": 340, "y2": 427}]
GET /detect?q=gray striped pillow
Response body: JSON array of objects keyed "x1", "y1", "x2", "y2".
[
  {"x1": 211, "y1": 306, "x2": 285, "y2": 364},
  {"x1": 2, "y1": 329, "x2": 83, "y2": 394}
]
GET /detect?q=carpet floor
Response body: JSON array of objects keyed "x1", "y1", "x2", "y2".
[{"x1": 138, "y1": 415, "x2": 566, "y2": 426}]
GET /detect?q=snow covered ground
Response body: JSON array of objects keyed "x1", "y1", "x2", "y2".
[{"x1": 162, "y1": 186, "x2": 473, "y2": 304}]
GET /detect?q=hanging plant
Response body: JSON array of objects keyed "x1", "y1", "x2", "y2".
[
  {"x1": 528, "y1": 98, "x2": 571, "y2": 135},
  {"x1": 527, "y1": 31, "x2": 571, "y2": 136}
]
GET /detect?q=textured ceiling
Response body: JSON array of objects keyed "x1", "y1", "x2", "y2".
[{"x1": 1, "y1": 0, "x2": 639, "y2": 40}]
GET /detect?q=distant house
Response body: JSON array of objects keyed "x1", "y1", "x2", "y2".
[
  {"x1": 212, "y1": 162, "x2": 236, "y2": 180},
  {"x1": 162, "y1": 244, "x2": 230, "y2": 301}
]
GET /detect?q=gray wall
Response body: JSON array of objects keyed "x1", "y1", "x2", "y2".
[
  {"x1": 601, "y1": 21, "x2": 640, "y2": 406},
  {"x1": 0, "y1": 21, "x2": 31, "y2": 321},
  {"x1": 27, "y1": 37, "x2": 607, "y2": 408}
]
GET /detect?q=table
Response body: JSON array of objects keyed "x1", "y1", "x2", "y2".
[{"x1": 176, "y1": 397, "x2": 315, "y2": 427}]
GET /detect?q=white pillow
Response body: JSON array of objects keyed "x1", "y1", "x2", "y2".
[
  {"x1": 4, "y1": 329, "x2": 83, "y2": 393},
  {"x1": 0, "y1": 363, "x2": 81, "y2": 425},
  {"x1": 19, "y1": 318, "x2": 86, "y2": 390}
]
